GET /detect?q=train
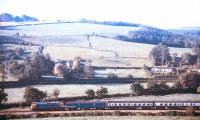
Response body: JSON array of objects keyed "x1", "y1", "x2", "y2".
[{"x1": 31, "y1": 100, "x2": 200, "y2": 111}]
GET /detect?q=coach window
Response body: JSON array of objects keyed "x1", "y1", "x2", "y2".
[
  {"x1": 147, "y1": 104, "x2": 150, "y2": 106},
  {"x1": 160, "y1": 103, "x2": 163, "y2": 106},
  {"x1": 123, "y1": 104, "x2": 126, "y2": 106},
  {"x1": 143, "y1": 103, "x2": 146, "y2": 106},
  {"x1": 169, "y1": 103, "x2": 172, "y2": 106},
  {"x1": 127, "y1": 104, "x2": 130, "y2": 106},
  {"x1": 138, "y1": 104, "x2": 141, "y2": 106},
  {"x1": 165, "y1": 103, "x2": 168, "y2": 106},
  {"x1": 130, "y1": 103, "x2": 133, "y2": 106}
]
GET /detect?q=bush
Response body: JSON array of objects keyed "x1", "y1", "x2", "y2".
[
  {"x1": 130, "y1": 82, "x2": 144, "y2": 96},
  {"x1": 127, "y1": 74, "x2": 133, "y2": 79}
]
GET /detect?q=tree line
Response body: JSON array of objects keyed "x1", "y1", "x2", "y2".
[{"x1": 149, "y1": 43, "x2": 200, "y2": 67}]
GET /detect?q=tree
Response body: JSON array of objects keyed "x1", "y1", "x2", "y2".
[
  {"x1": 0, "y1": 88, "x2": 8, "y2": 104},
  {"x1": 173, "y1": 80, "x2": 183, "y2": 89},
  {"x1": 197, "y1": 86, "x2": 200, "y2": 94},
  {"x1": 108, "y1": 72, "x2": 118, "y2": 79},
  {"x1": 179, "y1": 72, "x2": 200, "y2": 89},
  {"x1": 193, "y1": 47, "x2": 200, "y2": 68},
  {"x1": 146, "y1": 82, "x2": 162, "y2": 95},
  {"x1": 159, "y1": 81, "x2": 169, "y2": 90},
  {"x1": 19, "y1": 63, "x2": 42, "y2": 81},
  {"x1": 96, "y1": 87, "x2": 108, "y2": 98},
  {"x1": 0, "y1": 64, "x2": 7, "y2": 82},
  {"x1": 52, "y1": 88, "x2": 60, "y2": 99},
  {"x1": 30, "y1": 53, "x2": 55, "y2": 75},
  {"x1": 130, "y1": 82, "x2": 144, "y2": 96},
  {"x1": 84, "y1": 60, "x2": 93, "y2": 78},
  {"x1": 85, "y1": 89, "x2": 95, "y2": 98},
  {"x1": 149, "y1": 43, "x2": 171, "y2": 65},
  {"x1": 181, "y1": 53, "x2": 196, "y2": 65},
  {"x1": 23, "y1": 87, "x2": 47, "y2": 103}
]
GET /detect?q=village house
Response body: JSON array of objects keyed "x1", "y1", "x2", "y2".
[{"x1": 151, "y1": 66, "x2": 177, "y2": 77}]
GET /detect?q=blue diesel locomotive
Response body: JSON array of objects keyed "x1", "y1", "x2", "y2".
[
  {"x1": 31, "y1": 100, "x2": 200, "y2": 111},
  {"x1": 31, "y1": 101, "x2": 64, "y2": 111}
]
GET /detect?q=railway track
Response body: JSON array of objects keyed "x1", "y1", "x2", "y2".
[{"x1": 1, "y1": 108, "x2": 200, "y2": 115}]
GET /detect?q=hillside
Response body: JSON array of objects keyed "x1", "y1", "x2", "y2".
[
  {"x1": 168, "y1": 27, "x2": 200, "y2": 39},
  {"x1": 1, "y1": 21, "x2": 199, "y2": 48}
]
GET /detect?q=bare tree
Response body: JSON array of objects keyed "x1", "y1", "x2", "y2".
[
  {"x1": 0, "y1": 64, "x2": 7, "y2": 82},
  {"x1": 96, "y1": 87, "x2": 108, "y2": 98},
  {"x1": 23, "y1": 87, "x2": 47, "y2": 103},
  {"x1": 52, "y1": 88, "x2": 60, "y2": 99},
  {"x1": 149, "y1": 43, "x2": 171, "y2": 65},
  {"x1": 85, "y1": 89, "x2": 95, "y2": 98}
]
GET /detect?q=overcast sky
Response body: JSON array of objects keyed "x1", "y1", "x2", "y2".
[{"x1": 0, "y1": 0, "x2": 200, "y2": 29}]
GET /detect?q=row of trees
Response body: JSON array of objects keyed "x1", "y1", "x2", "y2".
[
  {"x1": 3, "y1": 71, "x2": 199, "y2": 104},
  {"x1": 150, "y1": 43, "x2": 200, "y2": 67},
  {"x1": 6, "y1": 53, "x2": 54, "y2": 82},
  {"x1": 85, "y1": 87, "x2": 108, "y2": 98},
  {"x1": 130, "y1": 81, "x2": 170, "y2": 96},
  {"x1": 23, "y1": 87, "x2": 60, "y2": 103},
  {"x1": 22, "y1": 86, "x2": 108, "y2": 103},
  {"x1": 130, "y1": 72, "x2": 200, "y2": 96}
]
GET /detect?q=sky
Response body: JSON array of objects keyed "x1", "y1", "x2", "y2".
[{"x1": 0, "y1": 0, "x2": 200, "y2": 29}]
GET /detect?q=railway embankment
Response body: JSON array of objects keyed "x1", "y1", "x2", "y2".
[{"x1": 1, "y1": 109, "x2": 200, "y2": 119}]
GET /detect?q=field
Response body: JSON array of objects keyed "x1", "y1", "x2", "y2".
[
  {"x1": 6, "y1": 83, "x2": 200, "y2": 103},
  {"x1": 0, "y1": 23, "x2": 141, "y2": 36},
  {"x1": 14, "y1": 116, "x2": 200, "y2": 120},
  {"x1": 1, "y1": 23, "x2": 198, "y2": 105}
]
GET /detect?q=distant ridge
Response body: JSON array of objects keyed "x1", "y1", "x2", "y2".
[
  {"x1": 0, "y1": 13, "x2": 38, "y2": 22},
  {"x1": 76, "y1": 18, "x2": 139, "y2": 27}
]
